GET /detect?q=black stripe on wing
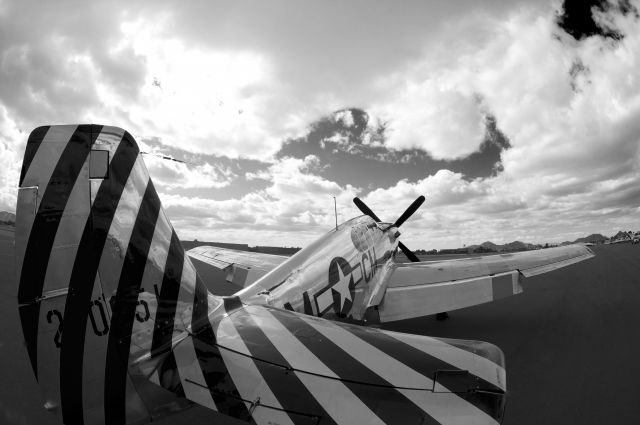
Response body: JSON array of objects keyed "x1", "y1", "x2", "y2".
[
  {"x1": 231, "y1": 310, "x2": 337, "y2": 424},
  {"x1": 60, "y1": 131, "x2": 137, "y2": 425},
  {"x1": 272, "y1": 312, "x2": 438, "y2": 425},
  {"x1": 191, "y1": 280, "x2": 254, "y2": 422},
  {"x1": 354, "y1": 328, "x2": 505, "y2": 420},
  {"x1": 104, "y1": 180, "x2": 161, "y2": 424}
]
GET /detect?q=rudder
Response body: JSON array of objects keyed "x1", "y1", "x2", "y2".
[{"x1": 16, "y1": 125, "x2": 211, "y2": 424}]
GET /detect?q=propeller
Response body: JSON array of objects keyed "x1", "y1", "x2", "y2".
[
  {"x1": 398, "y1": 241, "x2": 420, "y2": 262},
  {"x1": 353, "y1": 195, "x2": 425, "y2": 262},
  {"x1": 393, "y1": 195, "x2": 425, "y2": 228},
  {"x1": 353, "y1": 197, "x2": 382, "y2": 222}
]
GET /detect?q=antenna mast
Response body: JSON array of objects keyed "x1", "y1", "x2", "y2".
[{"x1": 333, "y1": 196, "x2": 338, "y2": 230}]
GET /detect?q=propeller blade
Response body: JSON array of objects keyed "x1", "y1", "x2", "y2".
[
  {"x1": 353, "y1": 197, "x2": 382, "y2": 222},
  {"x1": 393, "y1": 195, "x2": 425, "y2": 228},
  {"x1": 398, "y1": 241, "x2": 420, "y2": 262}
]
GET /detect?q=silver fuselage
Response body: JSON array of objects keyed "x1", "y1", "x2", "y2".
[{"x1": 237, "y1": 215, "x2": 400, "y2": 321}]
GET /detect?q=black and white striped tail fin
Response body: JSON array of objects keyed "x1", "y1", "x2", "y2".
[{"x1": 16, "y1": 125, "x2": 210, "y2": 425}]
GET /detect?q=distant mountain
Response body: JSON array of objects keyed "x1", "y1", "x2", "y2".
[
  {"x1": 461, "y1": 232, "x2": 617, "y2": 253},
  {"x1": 501, "y1": 241, "x2": 531, "y2": 252},
  {"x1": 610, "y1": 231, "x2": 632, "y2": 241},
  {"x1": 465, "y1": 240, "x2": 536, "y2": 253},
  {"x1": 574, "y1": 234, "x2": 609, "y2": 244},
  {"x1": 480, "y1": 241, "x2": 499, "y2": 251},
  {"x1": 0, "y1": 211, "x2": 15, "y2": 225}
]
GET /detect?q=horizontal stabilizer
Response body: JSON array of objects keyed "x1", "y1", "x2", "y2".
[{"x1": 207, "y1": 303, "x2": 506, "y2": 424}]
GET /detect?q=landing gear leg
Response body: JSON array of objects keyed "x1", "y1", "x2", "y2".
[{"x1": 436, "y1": 312, "x2": 449, "y2": 321}]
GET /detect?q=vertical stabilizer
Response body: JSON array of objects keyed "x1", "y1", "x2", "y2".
[{"x1": 16, "y1": 125, "x2": 212, "y2": 425}]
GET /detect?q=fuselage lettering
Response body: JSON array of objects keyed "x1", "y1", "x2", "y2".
[
  {"x1": 46, "y1": 309, "x2": 63, "y2": 348},
  {"x1": 46, "y1": 288, "x2": 156, "y2": 347},
  {"x1": 88, "y1": 299, "x2": 109, "y2": 336}
]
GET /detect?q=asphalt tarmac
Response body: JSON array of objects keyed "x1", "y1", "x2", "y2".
[{"x1": 1, "y1": 227, "x2": 639, "y2": 424}]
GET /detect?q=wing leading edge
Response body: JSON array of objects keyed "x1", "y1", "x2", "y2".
[{"x1": 378, "y1": 244, "x2": 594, "y2": 322}]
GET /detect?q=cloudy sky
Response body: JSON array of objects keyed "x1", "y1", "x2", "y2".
[{"x1": 1, "y1": 0, "x2": 639, "y2": 249}]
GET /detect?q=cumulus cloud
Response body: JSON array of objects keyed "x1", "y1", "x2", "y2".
[
  {"x1": 351, "y1": 4, "x2": 640, "y2": 247},
  {"x1": 162, "y1": 155, "x2": 360, "y2": 245},
  {"x1": 0, "y1": 0, "x2": 544, "y2": 163},
  {"x1": 334, "y1": 110, "x2": 355, "y2": 128},
  {"x1": 157, "y1": 1, "x2": 640, "y2": 248},
  {"x1": 0, "y1": 106, "x2": 23, "y2": 209},
  {"x1": 144, "y1": 156, "x2": 235, "y2": 190},
  {"x1": 369, "y1": 83, "x2": 487, "y2": 160},
  {"x1": 1, "y1": 0, "x2": 639, "y2": 249}
]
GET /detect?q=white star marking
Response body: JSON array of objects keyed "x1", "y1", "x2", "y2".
[{"x1": 332, "y1": 266, "x2": 354, "y2": 311}]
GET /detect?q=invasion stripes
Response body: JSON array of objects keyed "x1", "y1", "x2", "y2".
[
  {"x1": 229, "y1": 309, "x2": 337, "y2": 423},
  {"x1": 172, "y1": 335, "x2": 216, "y2": 410},
  {"x1": 19, "y1": 125, "x2": 50, "y2": 186},
  {"x1": 253, "y1": 310, "x2": 387, "y2": 425},
  {"x1": 16, "y1": 126, "x2": 75, "y2": 287},
  {"x1": 33, "y1": 151, "x2": 93, "y2": 416},
  {"x1": 300, "y1": 316, "x2": 500, "y2": 424},
  {"x1": 349, "y1": 327, "x2": 504, "y2": 393},
  {"x1": 128, "y1": 211, "x2": 172, "y2": 357},
  {"x1": 104, "y1": 180, "x2": 161, "y2": 424},
  {"x1": 150, "y1": 231, "x2": 185, "y2": 357},
  {"x1": 271, "y1": 312, "x2": 435, "y2": 424},
  {"x1": 41, "y1": 152, "x2": 92, "y2": 295},
  {"x1": 60, "y1": 133, "x2": 138, "y2": 425},
  {"x1": 213, "y1": 305, "x2": 505, "y2": 425},
  {"x1": 18, "y1": 125, "x2": 99, "y2": 378},
  {"x1": 216, "y1": 318, "x2": 295, "y2": 425},
  {"x1": 86, "y1": 152, "x2": 152, "y2": 425},
  {"x1": 190, "y1": 278, "x2": 253, "y2": 420},
  {"x1": 386, "y1": 332, "x2": 505, "y2": 392},
  {"x1": 95, "y1": 155, "x2": 151, "y2": 297}
]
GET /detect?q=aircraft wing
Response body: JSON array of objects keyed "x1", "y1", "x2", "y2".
[
  {"x1": 132, "y1": 300, "x2": 507, "y2": 425},
  {"x1": 377, "y1": 244, "x2": 594, "y2": 322},
  {"x1": 187, "y1": 245, "x2": 287, "y2": 288}
]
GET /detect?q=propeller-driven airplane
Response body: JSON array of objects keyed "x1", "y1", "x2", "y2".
[{"x1": 16, "y1": 125, "x2": 594, "y2": 425}]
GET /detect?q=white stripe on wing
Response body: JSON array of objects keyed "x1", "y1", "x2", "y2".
[
  {"x1": 173, "y1": 336, "x2": 217, "y2": 411},
  {"x1": 302, "y1": 316, "x2": 500, "y2": 425},
  {"x1": 251, "y1": 307, "x2": 385, "y2": 425},
  {"x1": 386, "y1": 332, "x2": 506, "y2": 391},
  {"x1": 216, "y1": 316, "x2": 295, "y2": 425}
]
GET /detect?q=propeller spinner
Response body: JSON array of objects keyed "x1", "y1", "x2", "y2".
[{"x1": 353, "y1": 195, "x2": 425, "y2": 262}]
